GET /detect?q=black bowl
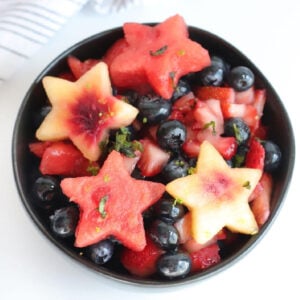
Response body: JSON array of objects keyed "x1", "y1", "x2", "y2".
[{"x1": 12, "y1": 25, "x2": 295, "y2": 286}]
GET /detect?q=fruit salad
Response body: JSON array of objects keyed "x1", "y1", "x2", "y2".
[{"x1": 28, "y1": 15, "x2": 282, "y2": 280}]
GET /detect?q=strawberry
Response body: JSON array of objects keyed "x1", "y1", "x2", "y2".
[
  {"x1": 194, "y1": 86, "x2": 235, "y2": 104},
  {"x1": 250, "y1": 173, "x2": 272, "y2": 227},
  {"x1": 137, "y1": 139, "x2": 170, "y2": 177},
  {"x1": 234, "y1": 86, "x2": 255, "y2": 104},
  {"x1": 189, "y1": 243, "x2": 221, "y2": 272},
  {"x1": 39, "y1": 141, "x2": 99, "y2": 177},
  {"x1": 245, "y1": 138, "x2": 265, "y2": 170},
  {"x1": 120, "y1": 235, "x2": 164, "y2": 277},
  {"x1": 29, "y1": 141, "x2": 53, "y2": 158},
  {"x1": 67, "y1": 56, "x2": 101, "y2": 79}
]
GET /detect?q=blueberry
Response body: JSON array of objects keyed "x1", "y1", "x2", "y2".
[
  {"x1": 32, "y1": 175, "x2": 61, "y2": 209},
  {"x1": 171, "y1": 80, "x2": 191, "y2": 102},
  {"x1": 161, "y1": 157, "x2": 189, "y2": 182},
  {"x1": 261, "y1": 140, "x2": 282, "y2": 172},
  {"x1": 149, "y1": 220, "x2": 179, "y2": 250},
  {"x1": 154, "y1": 198, "x2": 185, "y2": 223},
  {"x1": 136, "y1": 94, "x2": 171, "y2": 125},
  {"x1": 156, "y1": 120, "x2": 187, "y2": 151},
  {"x1": 194, "y1": 55, "x2": 229, "y2": 87},
  {"x1": 157, "y1": 252, "x2": 191, "y2": 279},
  {"x1": 223, "y1": 117, "x2": 250, "y2": 145},
  {"x1": 87, "y1": 239, "x2": 114, "y2": 265},
  {"x1": 227, "y1": 66, "x2": 255, "y2": 91},
  {"x1": 49, "y1": 206, "x2": 79, "y2": 238}
]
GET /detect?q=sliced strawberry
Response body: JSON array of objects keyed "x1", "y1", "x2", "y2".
[
  {"x1": 193, "y1": 99, "x2": 224, "y2": 135},
  {"x1": 58, "y1": 71, "x2": 76, "y2": 81},
  {"x1": 234, "y1": 86, "x2": 255, "y2": 104},
  {"x1": 196, "y1": 130, "x2": 237, "y2": 160},
  {"x1": 120, "y1": 235, "x2": 164, "y2": 277},
  {"x1": 253, "y1": 89, "x2": 266, "y2": 119},
  {"x1": 222, "y1": 102, "x2": 259, "y2": 132},
  {"x1": 137, "y1": 139, "x2": 170, "y2": 177},
  {"x1": 122, "y1": 151, "x2": 141, "y2": 174},
  {"x1": 39, "y1": 141, "x2": 99, "y2": 177},
  {"x1": 67, "y1": 56, "x2": 101, "y2": 79},
  {"x1": 250, "y1": 173, "x2": 272, "y2": 227},
  {"x1": 172, "y1": 92, "x2": 196, "y2": 113},
  {"x1": 245, "y1": 138, "x2": 265, "y2": 170},
  {"x1": 189, "y1": 243, "x2": 221, "y2": 272},
  {"x1": 182, "y1": 139, "x2": 201, "y2": 158},
  {"x1": 194, "y1": 86, "x2": 235, "y2": 104},
  {"x1": 29, "y1": 141, "x2": 53, "y2": 158}
]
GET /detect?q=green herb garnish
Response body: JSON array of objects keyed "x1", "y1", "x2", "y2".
[
  {"x1": 150, "y1": 45, "x2": 168, "y2": 56},
  {"x1": 203, "y1": 120, "x2": 217, "y2": 135},
  {"x1": 233, "y1": 123, "x2": 243, "y2": 144},
  {"x1": 86, "y1": 164, "x2": 100, "y2": 176},
  {"x1": 98, "y1": 195, "x2": 108, "y2": 218},
  {"x1": 169, "y1": 71, "x2": 176, "y2": 89},
  {"x1": 111, "y1": 127, "x2": 143, "y2": 158},
  {"x1": 243, "y1": 181, "x2": 251, "y2": 189},
  {"x1": 173, "y1": 197, "x2": 184, "y2": 206}
]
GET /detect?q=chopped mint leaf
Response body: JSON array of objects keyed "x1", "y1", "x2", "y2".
[
  {"x1": 173, "y1": 197, "x2": 184, "y2": 206},
  {"x1": 169, "y1": 71, "x2": 176, "y2": 89},
  {"x1": 150, "y1": 45, "x2": 168, "y2": 56},
  {"x1": 87, "y1": 164, "x2": 100, "y2": 176},
  {"x1": 233, "y1": 123, "x2": 243, "y2": 144},
  {"x1": 243, "y1": 181, "x2": 251, "y2": 189},
  {"x1": 188, "y1": 166, "x2": 196, "y2": 175},
  {"x1": 203, "y1": 120, "x2": 217, "y2": 135},
  {"x1": 99, "y1": 195, "x2": 108, "y2": 218}
]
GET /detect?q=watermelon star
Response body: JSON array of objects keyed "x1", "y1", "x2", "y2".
[
  {"x1": 104, "y1": 14, "x2": 211, "y2": 99},
  {"x1": 166, "y1": 141, "x2": 262, "y2": 245},
  {"x1": 60, "y1": 150, "x2": 165, "y2": 251},
  {"x1": 36, "y1": 62, "x2": 138, "y2": 161}
]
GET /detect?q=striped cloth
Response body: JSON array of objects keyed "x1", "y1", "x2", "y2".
[{"x1": 0, "y1": 0, "x2": 89, "y2": 83}]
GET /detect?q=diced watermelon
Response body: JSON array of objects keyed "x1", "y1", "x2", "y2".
[
  {"x1": 106, "y1": 15, "x2": 210, "y2": 99},
  {"x1": 60, "y1": 150, "x2": 165, "y2": 250},
  {"x1": 29, "y1": 141, "x2": 53, "y2": 158},
  {"x1": 67, "y1": 56, "x2": 101, "y2": 79},
  {"x1": 245, "y1": 138, "x2": 265, "y2": 170}
]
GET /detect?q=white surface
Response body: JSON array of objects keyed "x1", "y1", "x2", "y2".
[{"x1": 1, "y1": 1, "x2": 299, "y2": 299}]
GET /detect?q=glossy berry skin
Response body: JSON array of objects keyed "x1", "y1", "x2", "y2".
[
  {"x1": 227, "y1": 66, "x2": 255, "y2": 91},
  {"x1": 157, "y1": 252, "x2": 191, "y2": 279},
  {"x1": 49, "y1": 206, "x2": 79, "y2": 238},
  {"x1": 223, "y1": 117, "x2": 250, "y2": 145},
  {"x1": 32, "y1": 175, "x2": 61, "y2": 209},
  {"x1": 161, "y1": 157, "x2": 189, "y2": 182},
  {"x1": 154, "y1": 198, "x2": 185, "y2": 223},
  {"x1": 136, "y1": 94, "x2": 172, "y2": 124},
  {"x1": 156, "y1": 120, "x2": 187, "y2": 151},
  {"x1": 171, "y1": 80, "x2": 191, "y2": 102},
  {"x1": 261, "y1": 140, "x2": 282, "y2": 172},
  {"x1": 194, "y1": 55, "x2": 229, "y2": 87},
  {"x1": 149, "y1": 219, "x2": 179, "y2": 250},
  {"x1": 87, "y1": 239, "x2": 115, "y2": 265}
]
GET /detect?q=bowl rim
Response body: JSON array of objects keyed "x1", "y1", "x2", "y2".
[{"x1": 12, "y1": 24, "x2": 295, "y2": 287}]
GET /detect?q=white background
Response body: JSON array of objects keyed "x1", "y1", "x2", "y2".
[{"x1": 1, "y1": 0, "x2": 299, "y2": 299}]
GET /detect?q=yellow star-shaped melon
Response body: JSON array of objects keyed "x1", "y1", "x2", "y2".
[
  {"x1": 166, "y1": 141, "x2": 262, "y2": 245},
  {"x1": 36, "y1": 62, "x2": 138, "y2": 161}
]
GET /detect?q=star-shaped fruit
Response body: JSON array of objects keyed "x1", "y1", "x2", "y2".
[
  {"x1": 166, "y1": 141, "x2": 262, "y2": 245},
  {"x1": 60, "y1": 150, "x2": 165, "y2": 251},
  {"x1": 104, "y1": 14, "x2": 210, "y2": 99},
  {"x1": 36, "y1": 62, "x2": 138, "y2": 161}
]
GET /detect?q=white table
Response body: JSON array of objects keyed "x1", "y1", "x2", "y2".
[{"x1": 1, "y1": 1, "x2": 299, "y2": 299}]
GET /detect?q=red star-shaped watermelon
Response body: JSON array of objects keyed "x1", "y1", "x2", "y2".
[
  {"x1": 60, "y1": 150, "x2": 165, "y2": 251},
  {"x1": 104, "y1": 15, "x2": 210, "y2": 99}
]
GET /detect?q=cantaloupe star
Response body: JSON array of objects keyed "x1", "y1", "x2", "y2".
[
  {"x1": 166, "y1": 141, "x2": 262, "y2": 245},
  {"x1": 61, "y1": 150, "x2": 165, "y2": 251},
  {"x1": 36, "y1": 62, "x2": 138, "y2": 161}
]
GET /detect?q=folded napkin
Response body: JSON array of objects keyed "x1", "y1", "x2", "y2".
[{"x1": 0, "y1": 0, "x2": 140, "y2": 84}]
